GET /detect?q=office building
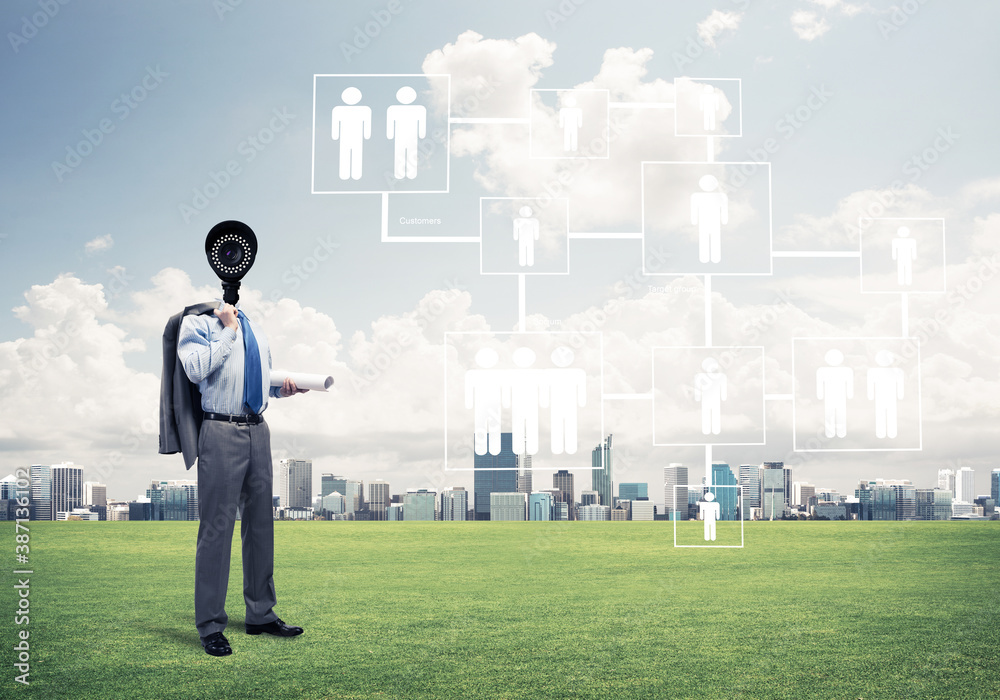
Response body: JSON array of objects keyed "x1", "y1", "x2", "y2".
[
  {"x1": 83, "y1": 481, "x2": 107, "y2": 507},
  {"x1": 553, "y1": 470, "x2": 575, "y2": 520},
  {"x1": 440, "y1": 488, "x2": 468, "y2": 521},
  {"x1": 664, "y1": 464, "x2": 689, "y2": 521},
  {"x1": 51, "y1": 463, "x2": 84, "y2": 518},
  {"x1": 992, "y1": 469, "x2": 999, "y2": 503},
  {"x1": 710, "y1": 463, "x2": 739, "y2": 521},
  {"x1": 619, "y1": 483, "x2": 648, "y2": 502},
  {"x1": 738, "y1": 464, "x2": 760, "y2": 518},
  {"x1": 916, "y1": 489, "x2": 952, "y2": 520},
  {"x1": 369, "y1": 479, "x2": 390, "y2": 520},
  {"x1": 490, "y1": 492, "x2": 526, "y2": 521},
  {"x1": 631, "y1": 500, "x2": 655, "y2": 521},
  {"x1": 760, "y1": 462, "x2": 787, "y2": 520},
  {"x1": 516, "y1": 453, "x2": 533, "y2": 495},
  {"x1": 813, "y1": 502, "x2": 847, "y2": 520},
  {"x1": 474, "y1": 433, "x2": 517, "y2": 520},
  {"x1": 553, "y1": 501, "x2": 569, "y2": 521},
  {"x1": 937, "y1": 468, "x2": 956, "y2": 496},
  {"x1": 578, "y1": 504, "x2": 611, "y2": 521},
  {"x1": 592, "y1": 434, "x2": 613, "y2": 506},
  {"x1": 322, "y1": 491, "x2": 346, "y2": 516},
  {"x1": 581, "y1": 490, "x2": 599, "y2": 506},
  {"x1": 955, "y1": 467, "x2": 975, "y2": 504},
  {"x1": 387, "y1": 503, "x2": 404, "y2": 521},
  {"x1": 403, "y1": 489, "x2": 437, "y2": 521},
  {"x1": 792, "y1": 482, "x2": 816, "y2": 509},
  {"x1": 278, "y1": 459, "x2": 313, "y2": 509},
  {"x1": 611, "y1": 502, "x2": 630, "y2": 521},
  {"x1": 528, "y1": 492, "x2": 553, "y2": 521},
  {"x1": 30, "y1": 465, "x2": 52, "y2": 520}
]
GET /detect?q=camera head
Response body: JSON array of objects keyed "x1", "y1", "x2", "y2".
[{"x1": 204, "y1": 220, "x2": 258, "y2": 305}]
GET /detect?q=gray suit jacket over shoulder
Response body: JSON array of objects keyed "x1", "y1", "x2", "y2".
[{"x1": 158, "y1": 302, "x2": 219, "y2": 469}]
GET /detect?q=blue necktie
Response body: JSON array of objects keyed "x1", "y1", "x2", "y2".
[{"x1": 238, "y1": 310, "x2": 263, "y2": 414}]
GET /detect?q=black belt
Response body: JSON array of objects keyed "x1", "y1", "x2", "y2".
[{"x1": 204, "y1": 412, "x2": 264, "y2": 425}]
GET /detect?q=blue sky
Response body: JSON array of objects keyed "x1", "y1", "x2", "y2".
[{"x1": 2, "y1": 0, "x2": 998, "y2": 504}]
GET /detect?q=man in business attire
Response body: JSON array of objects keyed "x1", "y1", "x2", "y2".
[{"x1": 177, "y1": 301, "x2": 307, "y2": 657}]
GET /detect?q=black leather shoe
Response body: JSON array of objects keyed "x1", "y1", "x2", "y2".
[
  {"x1": 201, "y1": 632, "x2": 232, "y2": 656},
  {"x1": 245, "y1": 618, "x2": 303, "y2": 637}
]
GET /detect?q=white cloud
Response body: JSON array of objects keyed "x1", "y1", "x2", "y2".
[
  {"x1": 791, "y1": 10, "x2": 831, "y2": 41},
  {"x1": 421, "y1": 30, "x2": 555, "y2": 118},
  {"x1": 697, "y1": 10, "x2": 743, "y2": 48},
  {"x1": 84, "y1": 234, "x2": 114, "y2": 254}
]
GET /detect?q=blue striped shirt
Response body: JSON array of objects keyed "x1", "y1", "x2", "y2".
[{"x1": 177, "y1": 309, "x2": 282, "y2": 415}]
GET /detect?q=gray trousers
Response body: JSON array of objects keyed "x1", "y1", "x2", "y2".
[{"x1": 195, "y1": 418, "x2": 278, "y2": 638}]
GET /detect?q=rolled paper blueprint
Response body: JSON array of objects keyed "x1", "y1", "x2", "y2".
[{"x1": 270, "y1": 370, "x2": 334, "y2": 392}]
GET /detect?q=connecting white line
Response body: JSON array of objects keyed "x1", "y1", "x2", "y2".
[
  {"x1": 568, "y1": 232, "x2": 642, "y2": 239},
  {"x1": 772, "y1": 250, "x2": 860, "y2": 258},
  {"x1": 449, "y1": 117, "x2": 529, "y2": 124}
]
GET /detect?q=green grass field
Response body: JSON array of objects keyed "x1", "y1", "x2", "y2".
[{"x1": 4, "y1": 521, "x2": 999, "y2": 699}]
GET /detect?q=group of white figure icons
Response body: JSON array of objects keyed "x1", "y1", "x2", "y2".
[
  {"x1": 465, "y1": 346, "x2": 586, "y2": 457},
  {"x1": 331, "y1": 86, "x2": 426, "y2": 180},
  {"x1": 891, "y1": 226, "x2": 917, "y2": 285},
  {"x1": 513, "y1": 206, "x2": 540, "y2": 267},
  {"x1": 817, "y1": 349, "x2": 906, "y2": 439},
  {"x1": 558, "y1": 96, "x2": 583, "y2": 152},
  {"x1": 691, "y1": 175, "x2": 729, "y2": 264}
]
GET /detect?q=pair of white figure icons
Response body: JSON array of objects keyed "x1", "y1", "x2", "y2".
[
  {"x1": 465, "y1": 346, "x2": 586, "y2": 457},
  {"x1": 693, "y1": 349, "x2": 906, "y2": 440},
  {"x1": 331, "y1": 86, "x2": 426, "y2": 180},
  {"x1": 817, "y1": 348, "x2": 905, "y2": 440}
]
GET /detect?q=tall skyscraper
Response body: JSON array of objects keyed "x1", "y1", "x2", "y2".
[
  {"x1": 760, "y1": 462, "x2": 787, "y2": 520},
  {"x1": 369, "y1": 479, "x2": 391, "y2": 520},
  {"x1": 738, "y1": 464, "x2": 761, "y2": 519},
  {"x1": 403, "y1": 489, "x2": 436, "y2": 521},
  {"x1": 955, "y1": 467, "x2": 975, "y2": 503},
  {"x1": 553, "y1": 470, "x2": 575, "y2": 520},
  {"x1": 516, "y1": 453, "x2": 533, "y2": 495},
  {"x1": 321, "y1": 474, "x2": 346, "y2": 500},
  {"x1": 278, "y1": 459, "x2": 313, "y2": 509},
  {"x1": 591, "y1": 434, "x2": 613, "y2": 507},
  {"x1": 440, "y1": 487, "x2": 468, "y2": 521},
  {"x1": 490, "y1": 492, "x2": 527, "y2": 521},
  {"x1": 528, "y1": 492, "x2": 553, "y2": 521},
  {"x1": 937, "y1": 468, "x2": 956, "y2": 496},
  {"x1": 710, "y1": 463, "x2": 738, "y2": 520},
  {"x1": 30, "y1": 465, "x2": 52, "y2": 520},
  {"x1": 663, "y1": 464, "x2": 689, "y2": 521},
  {"x1": 992, "y1": 469, "x2": 999, "y2": 503},
  {"x1": 51, "y1": 463, "x2": 83, "y2": 518},
  {"x1": 474, "y1": 433, "x2": 517, "y2": 520},
  {"x1": 619, "y1": 483, "x2": 648, "y2": 502},
  {"x1": 83, "y1": 481, "x2": 107, "y2": 507}
]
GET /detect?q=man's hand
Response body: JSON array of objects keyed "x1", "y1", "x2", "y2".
[
  {"x1": 279, "y1": 377, "x2": 309, "y2": 397},
  {"x1": 214, "y1": 304, "x2": 239, "y2": 333}
]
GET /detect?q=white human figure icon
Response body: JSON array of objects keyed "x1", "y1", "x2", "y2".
[
  {"x1": 698, "y1": 491, "x2": 721, "y2": 541},
  {"x1": 693, "y1": 357, "x2": 727, "y2": 435},
  {"x1": 699, "y1": 85, "x2": 722, "y2": 131},
  {"x1": 513, "y1": 206, "x2": 540, "y2": 267},
  {"x1": 891, "y1": 226, "x2": 917, "y2": 286},
  {"x1": 816, "y1": 348, "x2": 854, "y2": 438},
  {"x1": 867, "y1": 349, "x2": 905, "y2": 439},
  {"x1": 541, "y1": 346, "x2": 587, "y2": 455},
  {"x1": 386, "y1": 86, "x2": 426, "y2": 180},
  {"x1": 690, "y1": 174, "x2": 729, "y2": 264},
  {"x1": 331, "y1": 87, "x2": 371, "y2": 180},
  {"x1": 504, "y1": 347, "x2": 542, "y2": 456},
  {"x1": 465, "y1": 348, "x2": 504, "y2": 456},
  {"x1": 558, "y1": 95, "x2": 583, "y2": 152}
]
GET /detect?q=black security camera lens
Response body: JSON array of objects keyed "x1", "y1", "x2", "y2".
[{"x1": 219, "y1": 240, "x2": 243, "y2": 265}]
